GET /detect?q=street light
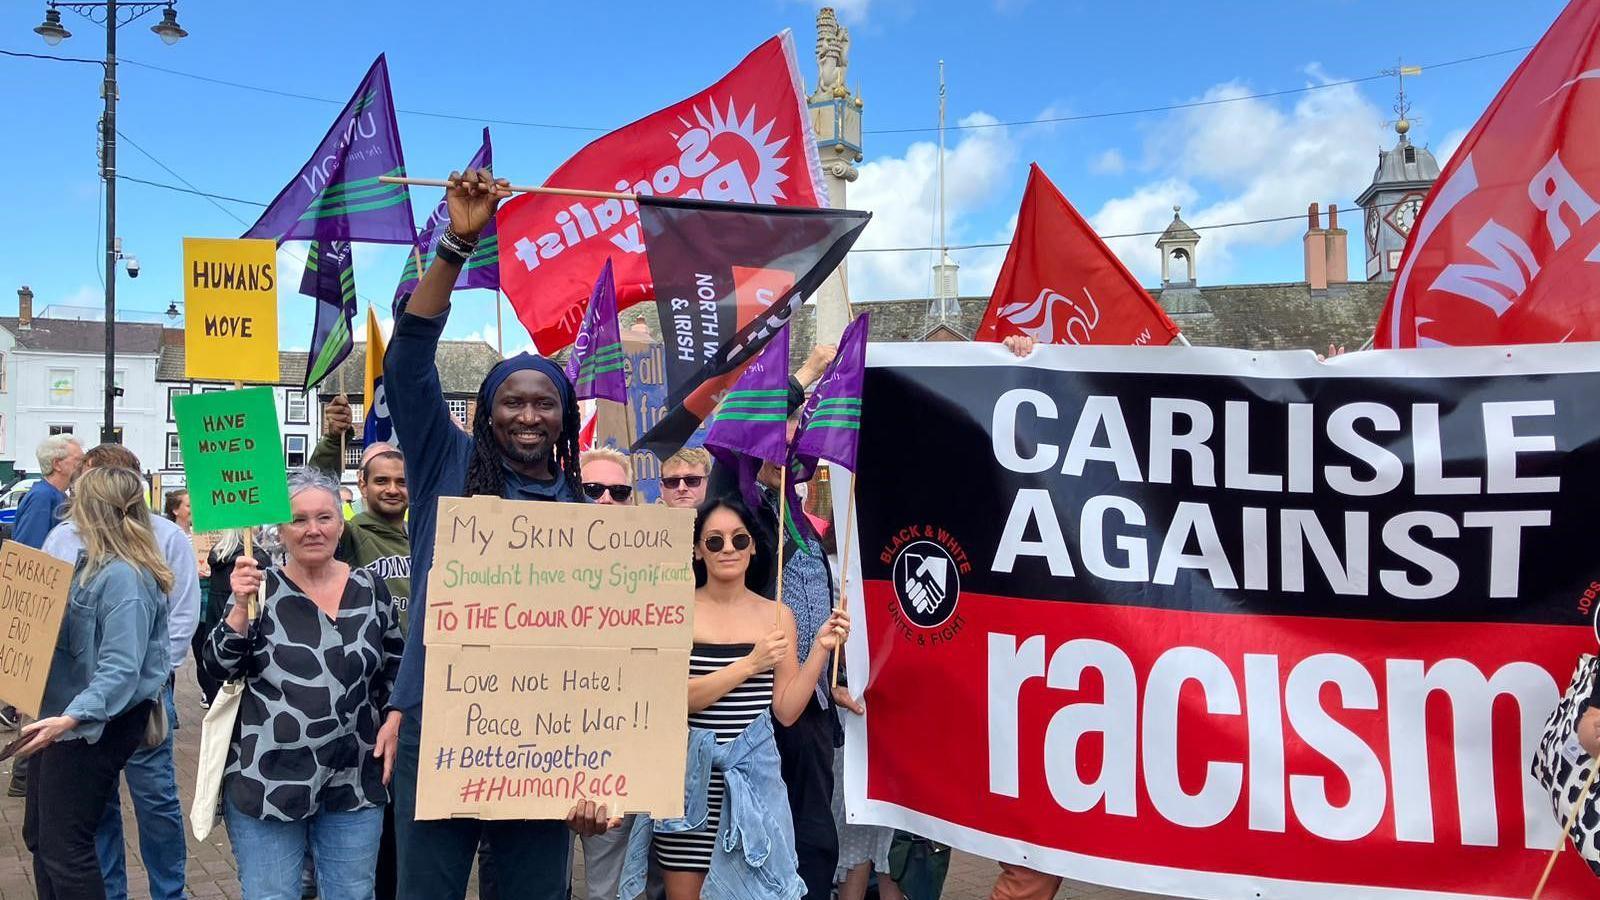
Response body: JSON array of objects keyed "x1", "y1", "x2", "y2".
[
  {"x1": 149, "y1": 5, "x2": 185, "y2": 44},
  {"x1": 32, "y1": 9, "x2": 70, "y2": 44},
  {"x1": 34, "y1": 1, "x2": 189, "y2": 444}
]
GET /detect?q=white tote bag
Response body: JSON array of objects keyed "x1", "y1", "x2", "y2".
[{"x1": 189, "y1": 678, "x2": 244, "y2": 840}]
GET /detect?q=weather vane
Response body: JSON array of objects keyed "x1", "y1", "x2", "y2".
[{"x1": 1382, "y1": 58, "x2": 1424, "y2": 136}]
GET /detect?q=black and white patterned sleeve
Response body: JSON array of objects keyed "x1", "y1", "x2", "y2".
[{"x1": 371, "y1": 573, "x2": 404, "y2": 712}]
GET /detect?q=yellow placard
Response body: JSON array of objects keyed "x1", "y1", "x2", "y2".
[{"x1": 183, "y1": 237, "x2": 280, "y2": 383}]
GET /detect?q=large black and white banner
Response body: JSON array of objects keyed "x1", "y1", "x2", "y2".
[{"x1": 839, "y1": 342, "x2": 1600, "y2": 899}]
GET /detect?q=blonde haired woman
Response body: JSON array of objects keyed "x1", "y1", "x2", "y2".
[{"x1": 19, "y1": 466, "x2": 173, "y2": 900}]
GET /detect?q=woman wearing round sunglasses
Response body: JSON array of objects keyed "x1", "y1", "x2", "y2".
[{"x1": 655, "y1": 498, "x2": 850, "y2": 898}]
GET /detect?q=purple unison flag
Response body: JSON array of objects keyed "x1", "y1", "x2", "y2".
[
  {"x1": 393, "y1": 127, "x2": 499, "y2": 304},
  {"x1": 564, "y1": 259, "x2": 627, "y2": 403},
  {"x1": 243, "y1": 55, "x2": 416, "y2": 245},
  {"x1": 704, "y1": 322, "x2": 793, "y2": 511},
  {"x1": 300, "y1": 238, "x2": 358, "y2": 390},
  {"x1": 792, "y1": 313, "x2": 867, "y2": 480}
]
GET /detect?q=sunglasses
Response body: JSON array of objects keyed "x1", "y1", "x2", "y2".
[
  {"x1": 582, "y1": 482, "x2": 634, "y2": 502},
  {"x1": 661, "y1": 475, "x2": 706, "y2": 490},
  {"x1": 701, "y1": 532, "x2": 753, "y2": 553}
]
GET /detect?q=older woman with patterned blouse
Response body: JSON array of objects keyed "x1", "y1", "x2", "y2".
[{"x1": 202, "y1": 470, "x2": 404, "y2": 900}]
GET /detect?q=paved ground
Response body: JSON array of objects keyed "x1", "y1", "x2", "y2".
[{"x1": 0, "y1": 661, "x2": 1163, "y2": 900}]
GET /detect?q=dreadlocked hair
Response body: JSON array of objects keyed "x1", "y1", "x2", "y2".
[{"x1": 463, "y1": 394, "x2": 583, "y2": 497}]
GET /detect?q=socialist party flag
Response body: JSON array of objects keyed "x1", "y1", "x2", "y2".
[
  {"x1": 497, "y1": 32, "x2": 828, "y2": 354},
  {"x1": 631, "y1": 196, "x2": 870, "y2": 458},
  {"x1": 977, "y1": 163, "x2": 1180, "y2": 346},
  {"x1": 243, "y1": 55, "x2": 416, "y2": 245},
  {"x1": 363, "y1": 308, "x2": 394, "y2": 445},
  {"x1": 565, "y1": 259, "x2": 627, "y2": 404},
  {"x1": 394, "y1": 127, "x2": 499, "y2": 303},
  {"x1": 1374, "y1": 3, "x2": 1600, "y2": 347},
  {"x1": 301, "y1": 239, "x2": 357, "y2": 391},
  {"x1": 704, "y1": 321, "x2": 792, "y2": 512},
  {"x1": 792, "y1": 313, "x2": 867, "y2": 481}
]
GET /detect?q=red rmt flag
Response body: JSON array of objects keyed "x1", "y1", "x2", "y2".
[
  {"x1": 497, "y1": 32, "x2": 827, "y2": 354},
  {"x1": 977, "y1": 163, "x2": 1180, "y2": 347},
  {"x1": 1375, "y1": 1, "x2": 1600, "y2": 348}
]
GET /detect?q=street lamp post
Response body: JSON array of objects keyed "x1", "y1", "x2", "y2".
[{"x1": 33, "y1": 0, "x2": 187, "y2": 444}]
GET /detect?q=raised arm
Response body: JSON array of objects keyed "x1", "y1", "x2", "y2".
[
  {"x1": 404, "y1": 168, "x2": 509, "y2": 319},
  {"x1": 773, "y1": 605, "x2": 849, "y2": 726},
  {"x1": 385, "y1": 169, "x2": 507, "y2": 494}
]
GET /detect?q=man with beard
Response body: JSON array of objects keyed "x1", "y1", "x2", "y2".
[
  {"x1": 312, "y1": 405, "x2": 413, "y2": 629},
  {"x1": 382, "y1": 168, "x2": 613, "y2": 900}
]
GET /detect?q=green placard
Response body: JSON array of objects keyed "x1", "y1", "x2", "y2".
[{"x1": 173, "y1": 386, "x2": 292, "y2": 533}]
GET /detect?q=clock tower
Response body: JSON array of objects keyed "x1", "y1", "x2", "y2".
[{"x1": 1354, "y1": 115, "x2": 1440, "y2": 282}]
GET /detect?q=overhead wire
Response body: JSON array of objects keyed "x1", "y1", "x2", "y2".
[{"x1": 39, "y1": 43, "x2": 1528, "y2": 136}]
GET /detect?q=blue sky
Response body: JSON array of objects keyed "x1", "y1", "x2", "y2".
[{"x1": 0, "y1": 0, "x2": 1568, "y2": 354}]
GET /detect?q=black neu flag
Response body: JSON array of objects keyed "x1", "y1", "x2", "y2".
[{"x1": 632, "y1": 196, "x2": 870, "y2": 456}]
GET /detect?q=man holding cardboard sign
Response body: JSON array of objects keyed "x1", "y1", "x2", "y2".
[{"x1": 385, "y1": 169, "x2": 617, "y2": 900}]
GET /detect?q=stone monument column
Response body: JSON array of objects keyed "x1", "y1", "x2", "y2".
[{"x1": 809, "y1": 7, "x2": 864, "y2": 344}]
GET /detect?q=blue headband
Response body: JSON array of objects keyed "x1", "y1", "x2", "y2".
[{"x1": 478, "y1": 352, "x2": 574, "y2": 413}]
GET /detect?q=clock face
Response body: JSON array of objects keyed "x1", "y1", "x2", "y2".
[
  {"x1": 1385, "y1": 193, "x2": 1426, "y2": 238},
  {"x1": 1365, "y1": 206, "x2": 1380, "y2": 255}
]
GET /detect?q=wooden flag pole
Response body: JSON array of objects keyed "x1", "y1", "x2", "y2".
[
  {"x1": 233, "y1": 379, "x2": 259, "y2": 620},
  {"x1": 1532, "y1": 761, "x2": 1599, "y2": 899},
  {"x1": 380, "y1": 175, "x2": 633, "y2": 203},
  {"x1": 496, "y1": 290, "x2": 505, "y2": 358},
  {"x1": 775, "y1": 464, "x2": 789, "y2": 628},
  {"x1": 830, "y1": 478, "x2": 857, "y2": 689}
]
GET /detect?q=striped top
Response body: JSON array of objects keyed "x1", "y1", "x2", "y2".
[{"x1": 655, "y1": 643, "x2": 774, "y2": 871}]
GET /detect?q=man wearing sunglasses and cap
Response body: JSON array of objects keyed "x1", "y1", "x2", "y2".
[{"x1": 380, "y1": 168, "x2": 615, "y2": 900}]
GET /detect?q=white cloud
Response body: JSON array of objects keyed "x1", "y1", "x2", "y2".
[
  {"x1": 1436, "y1": 127, "x2": 1470, "y2": 165},
  {"x1": 824, "y1": 0, "x2": 871, "y2": 23},
  {"x1": 1089, "y1": 149, "x2": 1126, "y2": 175},
  {"x1": 847, "y1": 111, "x2": 1018, "y2": 300},
  {"x1": 1090, "y1": 72, "x2": 1386, "y2": 285}
]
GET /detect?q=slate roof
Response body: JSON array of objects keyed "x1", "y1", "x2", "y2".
[
  {"x1": 1156, "y1": 209, "x2": 1201, "y2": 246},
  {"x1": 0, "y1": 317, "x2": 164, "y2": 354},
  {"x1": 612, "y1": 279, "x2": 1389, "y2": 370},
  {"x1": 316, "y1": 340, "x2": 502, "y2": 397},
  {"x1": 156, "y1": 342, "x2": 309, "y2": 386}
]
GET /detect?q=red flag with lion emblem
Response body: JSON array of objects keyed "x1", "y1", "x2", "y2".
[
  {"x1": 977, "y1": 163, "x2": 1179, "y2": 347},
  {"x1": 497, "y1": 32, "x2": 827, "y2": 354},
  {"x1": 1374, "y1": 0, "x2": 1600, "y2": 348}
]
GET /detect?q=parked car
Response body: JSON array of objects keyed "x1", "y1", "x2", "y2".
[{"x1": 0, "y1": 476, "x2": 40, "y2": 534}]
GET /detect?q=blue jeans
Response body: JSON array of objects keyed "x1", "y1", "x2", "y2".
[
  {"x1": 392, "y1": 716, "x2": 570, "y2": 900},
  {"x1": 224, "y1": 796, "x2": 385, "y2": 900},
  {"x1": 97, "y1": 681, "x2": 187, "y2": 900}
]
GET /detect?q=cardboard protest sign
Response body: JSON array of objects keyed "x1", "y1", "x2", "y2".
[
  {"x1": 416, "y1": 645, "x2": 689, "y2": 820},
  {"x1": 423, "y1": 497, "x2": 694, "y2": 649},
  {"x1": 173, "y1": 387, "x2": 292, "y2": 533},
  {"x1": 418, "y1": 496, "x2": 695, "y2": 820},
  {"x1": 183, "y1": 237, "x2": 280, "y2": 383},
  {"x1": 0, "y1": 542, "x2": 73, "y2": 718}
]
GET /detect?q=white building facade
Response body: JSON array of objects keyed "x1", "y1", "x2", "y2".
[{"x1": 1, "y1": 289, "x2": 167, "y2": 481}]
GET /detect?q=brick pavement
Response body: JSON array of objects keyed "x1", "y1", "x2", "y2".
[{"x1": 0, "y1": 662, "x2": 1165, "y2": 900}]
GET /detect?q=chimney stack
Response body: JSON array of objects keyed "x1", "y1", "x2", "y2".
[
  {"x1": 1303, "y1": 203, "x2": 1328, "y2": 290},
  {"x1": 1324, "y1": 203, "x2": 1349, "y2": 284},
  {"x1": 17, "y1": 286, "x2": 32, "y2": 330}
]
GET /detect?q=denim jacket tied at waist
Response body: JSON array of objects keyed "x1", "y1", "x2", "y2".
[{"x1": 618, "y1": 712, "x2": 804, "y2": 900}]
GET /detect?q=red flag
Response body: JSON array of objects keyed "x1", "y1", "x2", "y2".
[
  {"x1": 977, "y1": 163, "x2": 1180, "y2": 346},
  {"x1": 1375, "y1": 1, "x2": 1600, "y2": 348},
  {"x1": 497, "y1": 32, "x2": 827, "y2": 354}
]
